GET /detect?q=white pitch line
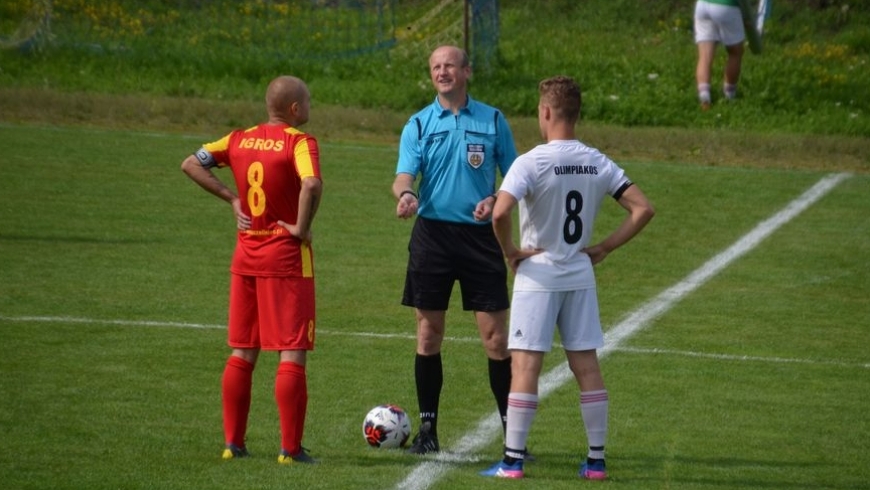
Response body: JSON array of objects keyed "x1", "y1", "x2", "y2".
[
  {"x1": 2, "y1": 315, "x2": 864, "y2": 369},
  {"x1": 615, "y1": 346, "x2": 870, "y2": 370},
  {"x1": 395, "y1": 172, "x2": 852, "y2": 490},
  {"x1": 0, "y1": 315, "x2": 475, "y2": 343},
  {"x1": 3, "y1": 316, "x2": 863, "y2": 369},
  {"x1": 0, "y1": 315, "x2": 224, "y2": 330}
]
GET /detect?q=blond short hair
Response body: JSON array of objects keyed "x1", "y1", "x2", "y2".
[{"x1": 539, "y1": 75, "x2": 581, "y2": 122}]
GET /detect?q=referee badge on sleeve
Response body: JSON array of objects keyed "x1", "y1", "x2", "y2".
[{"x1": 467, "y1": 144, "x2": 485, "y2": 168}]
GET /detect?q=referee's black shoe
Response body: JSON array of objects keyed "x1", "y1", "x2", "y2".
[{"x1": 406, "y1": 421, "x2": 439, "y2": 455}]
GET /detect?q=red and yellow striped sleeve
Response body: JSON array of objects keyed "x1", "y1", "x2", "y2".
[{"x1": 293, "y1": 136, "x2": 320, "y2": 179}]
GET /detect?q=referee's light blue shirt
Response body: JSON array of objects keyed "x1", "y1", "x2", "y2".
[{"x1": 396, "y1": 95, "x2": 517, "y2": 225}]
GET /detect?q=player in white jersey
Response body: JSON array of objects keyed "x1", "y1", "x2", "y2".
[{"x1": 481, "y1": 76, "x2": 655, "y2": 480}]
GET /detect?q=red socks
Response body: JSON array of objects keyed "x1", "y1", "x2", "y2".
[
  {"x1": 276, "y1": 361, "x2": 308, "y2": 456},
  {"x1": 222, "y1": 356, "x2": 254, "y2": 448},
  {"x1": 222, "y1": 357, "x2": 308, "y2": 456}
]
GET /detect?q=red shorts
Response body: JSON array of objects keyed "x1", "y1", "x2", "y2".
[{"x1": 228, "y1": 274, "x2": 316, "y2": 351}]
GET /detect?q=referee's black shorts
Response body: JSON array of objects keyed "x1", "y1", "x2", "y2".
[{"x1": 402, "y1": 217, "x2": 509, "y2": 312}]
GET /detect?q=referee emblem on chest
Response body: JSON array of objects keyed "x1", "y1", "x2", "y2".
[{"x1": 467, "y1": 144, "x2": 485, "y2": 168}]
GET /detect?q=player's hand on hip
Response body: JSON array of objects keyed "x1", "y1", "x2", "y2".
[
  {"x1": 277, "y1": 220, "x2": 313, "y2": 244},
  {"x1": 583, "y1": 245, "x2": 608, "y2": 265},
  {"x1": 232, "y1": 198, "x2": 252, "y2": 230},
  {"x1": 506, "y1": 248, "x2": 542, "y2": 273}
]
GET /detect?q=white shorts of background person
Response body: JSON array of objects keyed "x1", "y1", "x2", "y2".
[{"x1": 694, "y1": 1, "x2": 745, "y2": 46}]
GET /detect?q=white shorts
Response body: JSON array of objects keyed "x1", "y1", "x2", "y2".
[
  {"x1": 508, "y1": 289, "x2": 604, "y2": 352},
  {"x1": 694, "y1": 1, "x2": 745, "y2": 46}
]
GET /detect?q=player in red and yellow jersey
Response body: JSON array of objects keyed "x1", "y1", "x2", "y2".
[{"x1": 181, "y1": 75, "x2": 322, "y2": 464}]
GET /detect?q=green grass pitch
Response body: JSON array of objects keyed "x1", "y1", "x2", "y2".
[{"x1": 0, "y1": 123, "x2": 868, "y2": 490}]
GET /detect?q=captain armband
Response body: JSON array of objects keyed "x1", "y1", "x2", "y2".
[
  {"x1": 612, "y1": 181, "x2": 634, "y2": 201},
  {"x1": 194, "y1": 148, "x2": 218, "y2": 169}
]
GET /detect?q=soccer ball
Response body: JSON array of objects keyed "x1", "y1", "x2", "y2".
[{"x1": 362, "y1": 404, "x2": 411, "y2": 449}]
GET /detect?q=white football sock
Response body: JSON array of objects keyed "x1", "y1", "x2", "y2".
[
  {"x1": 698, "y1": 83, "x2": 711, "y2": 103},
  {"x1": 505, "y1": 392, "x2": 538, "y2": 460},
  {"x1": 580, "y1": 389, "x2": 608, "y2": 459}
]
